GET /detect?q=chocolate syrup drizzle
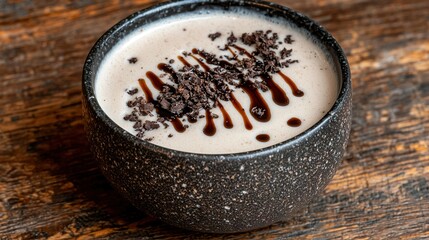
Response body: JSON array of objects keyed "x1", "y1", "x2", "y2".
[
  {"x1": 190, "y1": 55, "x2": 211, "y2": 72},
  {"x1": 240, "y1": 81, "x2": 271, "y2": 122},
  {"x1": 278, "y1": 71, "x2": 304, "y2": 97},
  {"x1": 256, "y1": 134, "x2": 270, "y2": 142},
  {"x1": 203, "y1": 109, "x2": 216, "y2": 136},
  {"x1": 217, "y1": 101, "x2": 233, "y2": 129},
  {"x1": 260, "y1": 73, "x2": 289, "y2": 106},
  {"x1": 133, "y1": 43, "x2": 304, "y2": 140},
  {"x1": 230, "y1": 93, "x2": 253, "y2": 130},
  {"x1": 287, "y1": 117, "x2": 302, "y2": 127}
]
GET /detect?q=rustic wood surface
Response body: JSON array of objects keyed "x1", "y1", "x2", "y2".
[{"x1": 1, "y1": 0, "x2": 428, "y2": 239}]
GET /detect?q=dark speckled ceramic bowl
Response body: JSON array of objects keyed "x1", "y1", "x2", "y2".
[{"x1": 82, "y1": 0, "x2": 351, "y2": 233}]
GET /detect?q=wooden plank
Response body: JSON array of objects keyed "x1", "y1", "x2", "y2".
[{"x1": 0, "y1": 0, "x2": 428, "y2": 239}]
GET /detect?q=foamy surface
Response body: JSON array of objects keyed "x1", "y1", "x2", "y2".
[{"x1": 95, "y1": 11, "x2": 339, "y2": 154}]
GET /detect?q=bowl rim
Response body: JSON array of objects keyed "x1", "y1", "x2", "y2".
[{"x1": 82, "y1": 0, "x2": 351, "y2": 160}]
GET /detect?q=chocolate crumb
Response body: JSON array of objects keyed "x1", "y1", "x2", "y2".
[
  {"x1": 280, "y1": 48, "x2": 293, "y2": 59},
  {"x1": 157, "y1": 117, "x2": 166, "y2": 123},
  {"x1": 212, "y1": 113, "x2": 219, "y2": 119},
  {"x1": 144, "y1": 137, "x2": 154, "y2": 141},
  {"x1": 284, "y1": 35, "x2": 294, "y2": 44},
  {"x1": 140, "y1": 102, "x2": 154, "y2": 115},
  {"x1": 208, "y1": 32, "x2": 221, "y2": 41},
  {"x1": 123, "y1": 112, "x2": 138, "y2": 121},
  {"x1": 126, "y1": 88, "x2": 138, "y2": 95},
  {"x1": 143, "y1": 120, "x2": 160, "y2": 130},
  {"x1": 136, "y1": 131, "x2": 145, "y2": 138},
  {"x1": 128, "y1": 57, "x2": 138, "y2": 64},
  {"x1": 169, "y1": 59, "x2": 175, "y2": 64},
  {"x1": 255, "y1": 81, "x2": 269, "y2": 92},
  {"x1": 281, "y1": 59, "x2": 299, "y2": 67},
  {"x1": 168, "y1": 134, "x2": 173, "y2": 138},
  {"x1": 227, "y1": 32, "x2": 237, "y2": 45}
]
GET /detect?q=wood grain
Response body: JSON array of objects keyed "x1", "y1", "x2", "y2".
[{"x1": 1, "y1": 0, "x2": 428, "y2": 239}]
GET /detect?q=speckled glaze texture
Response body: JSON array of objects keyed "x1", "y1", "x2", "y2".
[{"x1": 82, "y1": 0, "x2": 352, "y2": 233}]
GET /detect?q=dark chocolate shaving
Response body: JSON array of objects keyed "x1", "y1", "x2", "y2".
[
  {"x1": 280, "y1": 48, "x2": 292, "y2": 59},
  {"x1": 227, "y1": 32, "x2": 237, "y2": 45},
  {"x1": 143, "y1": 121, "x2": 160, "y2": 130},
  {"x1": 281, "y1": 59, "x2": 299, "y2": 68},
  {"x1": 127, "y1": 88, "x2": 138, "y2": 95},
  {"x1": 284, "y1": 35, "x2": 294, "y2": 44},
  {"x1": 128, "y1": 57, "x2": 138, "y2": 64},
  {"x1": 208, "y1": 32, "x2": 221, "y2": 41}
]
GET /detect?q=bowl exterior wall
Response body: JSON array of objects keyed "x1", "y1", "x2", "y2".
[
  {"x1": 82, "y1": 91, "x2": 351, "y2": 233},
  {"x1": 82, "y1": 0, "x2": 352, "y2": 233}
]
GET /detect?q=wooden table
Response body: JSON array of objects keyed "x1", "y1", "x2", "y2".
[{"x1": 1, "y1": 0, "x2": 428, "y2": 239}]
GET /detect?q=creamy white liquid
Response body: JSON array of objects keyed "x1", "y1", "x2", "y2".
[{"x1": 95, "y1": 11, "x2": 339, "y2": 154}]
